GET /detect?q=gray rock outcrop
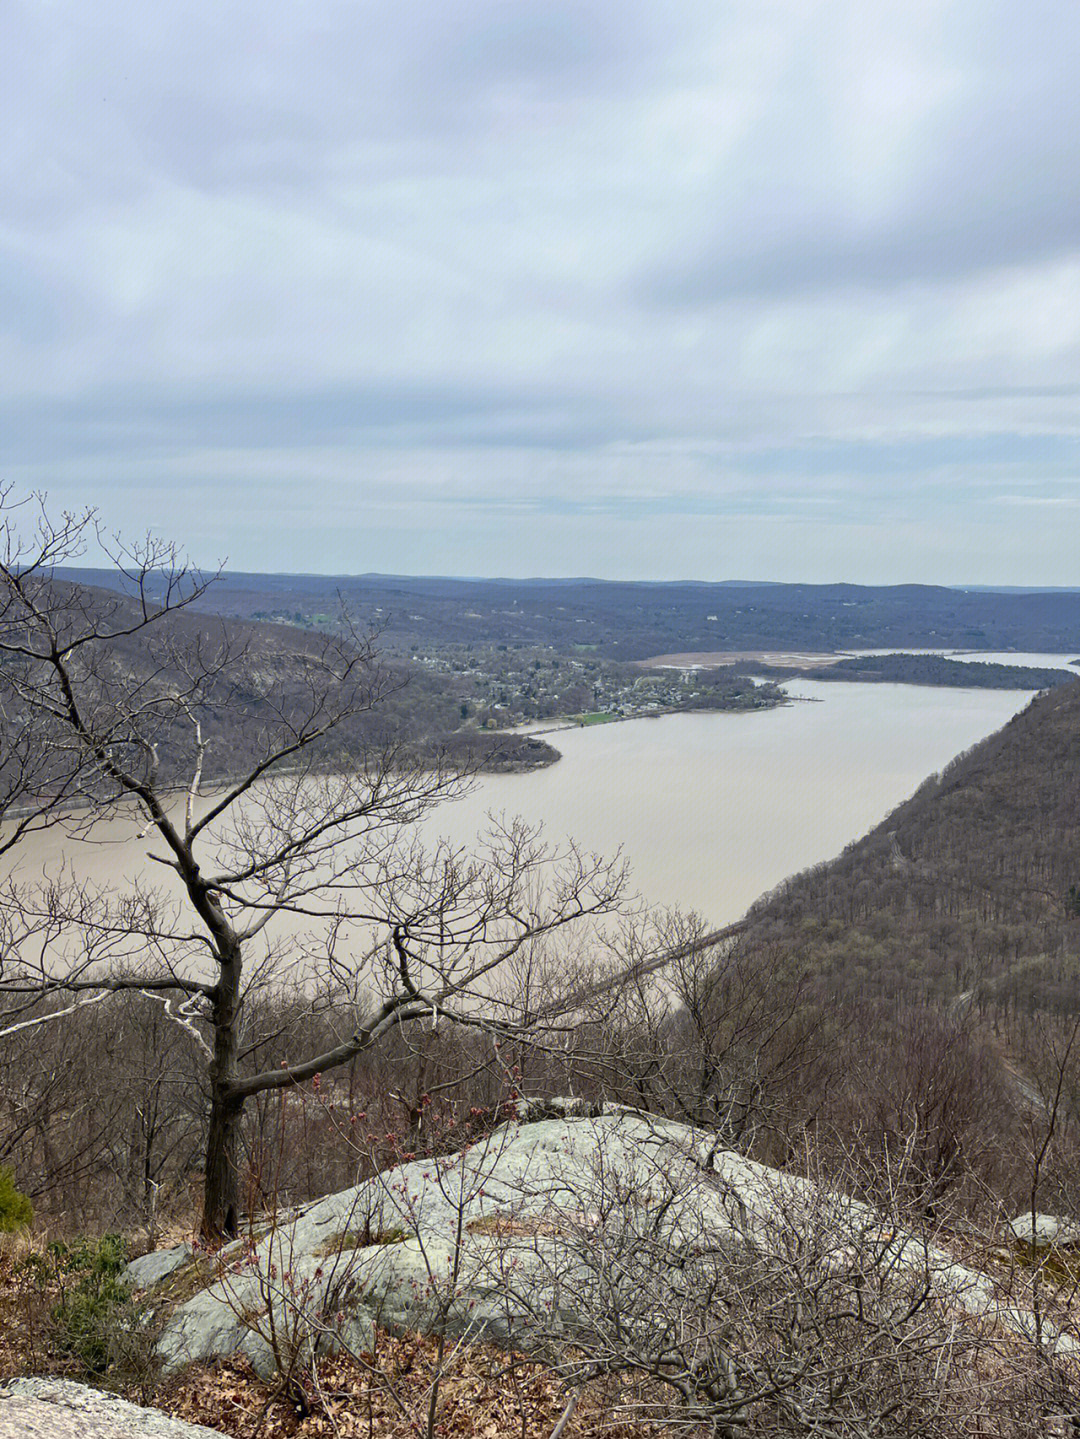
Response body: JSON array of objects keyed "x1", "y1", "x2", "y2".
[
  {"x1": 123, "y1": 1243, "x2": 195, "y2": 1289},
  {"x1": 128, "y1": 1106, "x2": 1079, "y2": 1378},
  {"x1": 0, "y1": 1378, "x2": 225, "y2": 1439}
]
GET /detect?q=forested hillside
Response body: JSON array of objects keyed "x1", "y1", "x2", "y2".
[
  {"x1": 743, "y1": 680, "x2": 1080, "y2": 1011},
  {"x1": 747, "y1": 652, "x2": 1076, "y2": 689},
  {"x1": 0, "y1": 580, "x2": 557, "y2": 801}
]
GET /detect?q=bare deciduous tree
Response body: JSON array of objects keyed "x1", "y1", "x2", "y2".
[
  {"x1": 585, "y1": 916, "x2": 826, "y2": 1160},
  {"x1": 0, "y1": 496, "x2": 632, "y2": 1237}
]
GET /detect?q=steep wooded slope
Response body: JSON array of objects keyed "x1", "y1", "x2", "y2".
[
  {"x1": 743, "y1": 679, "x2": 1080, "y2": 1011},
  {"x1": 0, "y1": 581, "x2": 555, "y2": 804}
]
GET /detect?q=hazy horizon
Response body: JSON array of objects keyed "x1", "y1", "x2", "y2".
[{"x1": 57, "y1": 565, "x2": 1080, "y2": 594}]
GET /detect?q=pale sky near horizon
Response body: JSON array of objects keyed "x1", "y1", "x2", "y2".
[{"x1": 3, "y1": 1, "x2": 1080, "y2": 584}]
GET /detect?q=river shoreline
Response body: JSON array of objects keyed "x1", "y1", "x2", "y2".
[{"x1": 504, "y1": 693, "x2": 806, "y2": 740}]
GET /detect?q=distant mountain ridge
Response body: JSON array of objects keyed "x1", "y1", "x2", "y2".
[{"x1": 52, "y1": 570, "x2": 1080, "y2": 659}]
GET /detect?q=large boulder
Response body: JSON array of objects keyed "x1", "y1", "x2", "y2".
[
  {"x1": 1007, "y1": 1211, "x2": 1080, "y2": 1248},
  {"x1": 136, "y1": 1108, "x2": 1077, "y2": 1378},
  {"x1": 137, "y1": 1109, "x2": 817, "y2": 1373}
]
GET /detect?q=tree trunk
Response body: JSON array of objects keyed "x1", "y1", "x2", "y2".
[
  {"x1": 201, "y1": 947, "x2": 244, "y2": 1241},
  {"x1": 202, "y1": 1088, "x2": 243, "y2": 1240}
]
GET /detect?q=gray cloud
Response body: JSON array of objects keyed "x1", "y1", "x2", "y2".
[
  {"x1": 642, "y1": 0, "x2": 1080, "y2": 302},
  {"x1": 1, "y1": 0, "x2": 1079, "y2": 580}
]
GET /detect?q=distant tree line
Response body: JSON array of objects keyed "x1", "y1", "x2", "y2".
[
  {"x1": 54, "y1": 567, "x2": 1080, "y2": 660},
  {"x1": 746, "y1": 652, "x2": 1077, "y2": 690}
]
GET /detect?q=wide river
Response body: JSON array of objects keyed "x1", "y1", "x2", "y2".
[
  {"x1": 428, "y1": 652, "x2": 1078, "y2": 926},
  {"x1": 6, "y1": 653, "x2": 1076, "y2": 933}
]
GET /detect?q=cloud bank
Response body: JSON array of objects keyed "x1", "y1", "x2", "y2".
[{"x1": 2, "y1": 0, "x2": 1079, "y2": 580}]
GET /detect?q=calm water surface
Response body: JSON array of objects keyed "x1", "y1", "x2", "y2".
[
  {"x1": 5, "y1": 670, "x2": 1061, "y2": 932},
  {"x1": 433, "y1": 680, "x2": 1042, "y2": 925}
]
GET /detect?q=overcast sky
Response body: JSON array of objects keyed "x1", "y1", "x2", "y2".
[{"x1": 3, "y1": 0, "x2": 1079, "y2": 582}]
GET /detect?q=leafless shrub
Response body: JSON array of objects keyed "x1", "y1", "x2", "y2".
[{"x1": 485, "y1": 1119, "x2": 1043, "y2": 1437}]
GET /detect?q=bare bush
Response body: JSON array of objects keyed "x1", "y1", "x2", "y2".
[{"x1": 484, "y1": 1118, "x2": 1043, "y2": 1437}]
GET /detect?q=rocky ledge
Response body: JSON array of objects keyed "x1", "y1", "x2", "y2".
[
  {"x1": 123, "y1": 1101, "x2": 1078, "y2": 1380},
  {"x1": 0, "y1": 1378, "x2": 225, "y2": 1439}
]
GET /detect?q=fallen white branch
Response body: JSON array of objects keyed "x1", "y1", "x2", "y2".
[{"x1": 0, "y1": 988, "x2": 112, "y2": 1038}]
